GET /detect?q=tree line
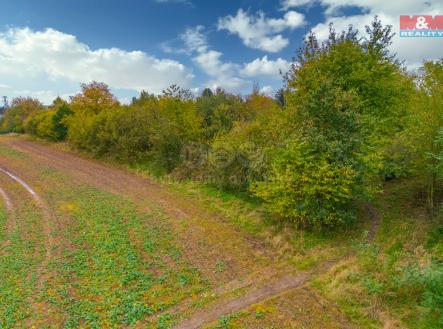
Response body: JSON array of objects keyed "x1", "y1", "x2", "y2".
[{"x1": 1, "y1": 18, "x2": 443, "y2": 228}]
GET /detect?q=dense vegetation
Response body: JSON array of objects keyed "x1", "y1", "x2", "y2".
[
  {"x1": 1, "y1": 18, "x2": 442, "y2": 327},
  {"x1": 0, "y1": 19, "x2": 440, "y2": 226}
]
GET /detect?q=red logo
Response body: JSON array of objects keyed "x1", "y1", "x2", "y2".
[
  {"x1": 400, "y1": 15, "x2": 443, "y2": 30},
  {"x1": 400, "y1": 15, "x2": 443, "y2": 37}
]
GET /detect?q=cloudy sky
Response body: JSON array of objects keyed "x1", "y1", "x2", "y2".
[{"x1": 0, "y1": 0, "x2": 442, "y2": 104}]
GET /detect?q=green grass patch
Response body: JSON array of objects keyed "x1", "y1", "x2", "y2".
[
  {"x1": 0, "y1": 203, "x2": 45, "y2": 327},
  {"x1": 47, "y1": 186, "x2": 209, "y2": 328},
  {"x1": 0, "y1": 142, "x2": 28, "y2": 160}
]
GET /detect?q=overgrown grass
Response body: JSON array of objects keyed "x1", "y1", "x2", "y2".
[
  {"x1": 160, "y1": 179, "x2": 366, "y2": 270},
  {"x1": 312, "y1": 179, "x2": 443, "y2": 328}
]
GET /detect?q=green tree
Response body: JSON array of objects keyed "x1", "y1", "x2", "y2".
[
  {"x1": 1, "y1": 97, "x2": 43, "y2": 133},
  {"x1": 252, "y1": 18, "x2": 410, "y2": 226},
  {"x1": 408, "y1": 60, "x2": 443, "y2": 209},
  {"x1": 65, "y1": 82, "x2": 119, "y2": 150},
  {"x1": 196, "y1": 89, "x2": 245, "y2": 140}
]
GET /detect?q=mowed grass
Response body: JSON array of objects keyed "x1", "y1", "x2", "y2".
[
  {"x1": 44, "y1": 185, "x2": 209, "y2": 328},
  {"x1": 0, "y1": 200, "x2": 46, "y2": 327}
]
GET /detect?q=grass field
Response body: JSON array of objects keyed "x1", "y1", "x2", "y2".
[{"x1": 0, "y1": 135, "x2": 441, "y2": 328}]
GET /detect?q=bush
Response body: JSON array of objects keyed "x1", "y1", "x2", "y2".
[
  {"x1": 52, "y1": 102, "x2": 72, "y2": 141},
  {"x1": 24, "y1": 110, "x2": 59, "y2": 141},
  {"x1": 250, "y1": 18, "x2": 411, "y2": 227},
  {"x1": 206, "y1": 123, "x2": 266, "y2": 190},
  {"x1": 65, "y1": 82, "x2": 120, "y2": 151},
  {"x1": 1, "y1": 97, "x2": 43, "y2": 133},
  {"x1": 196, "y1": 89, "x2": 245, "y2": 140},
  {"x1": 398, "y1": 260, "x2": 443, "y2": 326},
  {"x1": 251, "y1": 141, "x2": 357, "y2": 227},
  {"x1": 24, "y1": 97, "x2": 72, "y2": 141},
  {"x1": 203, "y1": 107, "x2": 285, "y2": 190}
]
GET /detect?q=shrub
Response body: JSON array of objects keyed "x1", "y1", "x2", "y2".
[
  {"x1": 1, "y1": 97, "x2": 43, "y2": 133},
  {"x1": 251, "y1": 140, "x2": 357, "y2": 227},
  {"x1": 24, "y1": 97, "x2": 72, "y2": 141},
  {"x1": 24, "y1": 110, "x2": 59, "y2": 141},
  {"x1": 398, "y1": 260, "x2": 443, "y2": 326}
]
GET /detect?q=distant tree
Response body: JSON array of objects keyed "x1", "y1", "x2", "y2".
[
  {"x1": 1, "y1": 97, "x2": 43, "y2": 133},
  {"x1": 52, "y1": 99, "x2": 72, "y2": 141},
  {"x1": 162, "y1": 84, "x2": 194, "y2": 100},
  {"x1": 131, "y1": 90, "x2": 156, "y2": 106},
  {"x1": 70, "y1": 81, "x2": 119, "y2": 115},
  {"x1": 196, "y1": 90, "x2": 245, "y2": 140},
  {"x1": 252, "y1": 81, "x2": 260, "y2": 95},
  {"x1": 201, "y1": 88, "x2": 213, "y2": 98},
  {"x1": 65, "y1": 82, "x2": 119, "y2": 149}
]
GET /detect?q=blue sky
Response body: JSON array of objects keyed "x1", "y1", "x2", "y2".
[{"x1": 0, "y1": 0, "x2": 442, "y2": 104}]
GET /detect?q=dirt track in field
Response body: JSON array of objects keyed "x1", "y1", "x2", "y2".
[
  {"x1": 0, "y1": 136, "x2": 381, "y2": 328},
  {"x1": 4, "y1": 137, "x2": 277, "y2": 286},
  {"x1": 0, "y1": 165, "x2": 59, "y2": 324},
  {"x1": 0, "y1": 186, "x2": 12, "y2": 213},
  {"x1": 0, "y1": 183, "x2": 14, "y2": 253}
]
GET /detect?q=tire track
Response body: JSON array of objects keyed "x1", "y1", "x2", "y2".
[
  {"x1": 174, "y1": 205, "x2": 381, "y2": 328},
  {"x1": 7, "y1": 138, "x2": 275, "y2": 285},
  {"x1": 176, "y1": 273, "x2": 310, "y2": 329},
  {"x1": 0, "y1": 166, "x2": 56, "y2": 324},
  {"x1": 0, "y1": 186, "x2": 13, "y2": 213},
  {"x1": 0, "y1": 185, "x2": 14, "y2": 253}
]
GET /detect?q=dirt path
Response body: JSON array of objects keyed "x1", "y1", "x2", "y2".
[
  {"x1": 5, "y1": 137, "x2": 276, "y2": 284},
  {"x1": 174, "y1": 204, "x2": 381, "y2": 328},
  {"x1": 176, "y1": 272, "x2": 310, "y2": 329},
  {"x1": 366, "y1": 203, "x2": 381, "y2": 241}
]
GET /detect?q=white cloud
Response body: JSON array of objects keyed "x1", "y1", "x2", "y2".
[
  {"x1": 280, "y1": 0, "x2": 314, "y2": 10},
  {"x1": 177, "y1": 26, "x2": 249, "y2": 92},
  {"x1": 241, "y1": 56, "x2": 291, "y2": 79},
  {"x1": 308, "y1": 0, "x2": 443, "y2": 68},
  {"x1": 193, "y1": 49, "x2": 248, "y2": 92},
  {"x1": 160, "y1": 25, "x2": 208, "y2": 55},
  {"x1": 260, "y1": 85, "x2": 274, "y2": 95},
  {"x1": 184, "y1": 25, "x2": 290, "y2": 92},
  {"x1": 319, "y1": 0, "x2": 442, "y2": 16},
  {"x1": 218, "y1": 9, "x2": 306, "y2": 52},
  {"x1": 0, "y1": 27, "x2": 194, "y2": 103},
  {"x1": 194, "y1": 50, "x2": 238, "y2": 77},
  {"x1": 206, "y1": 77, "x2": 249, "y2": 93},
  {"x1": 180, "y1": 25, "x2": 208, "y2": 53}
]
